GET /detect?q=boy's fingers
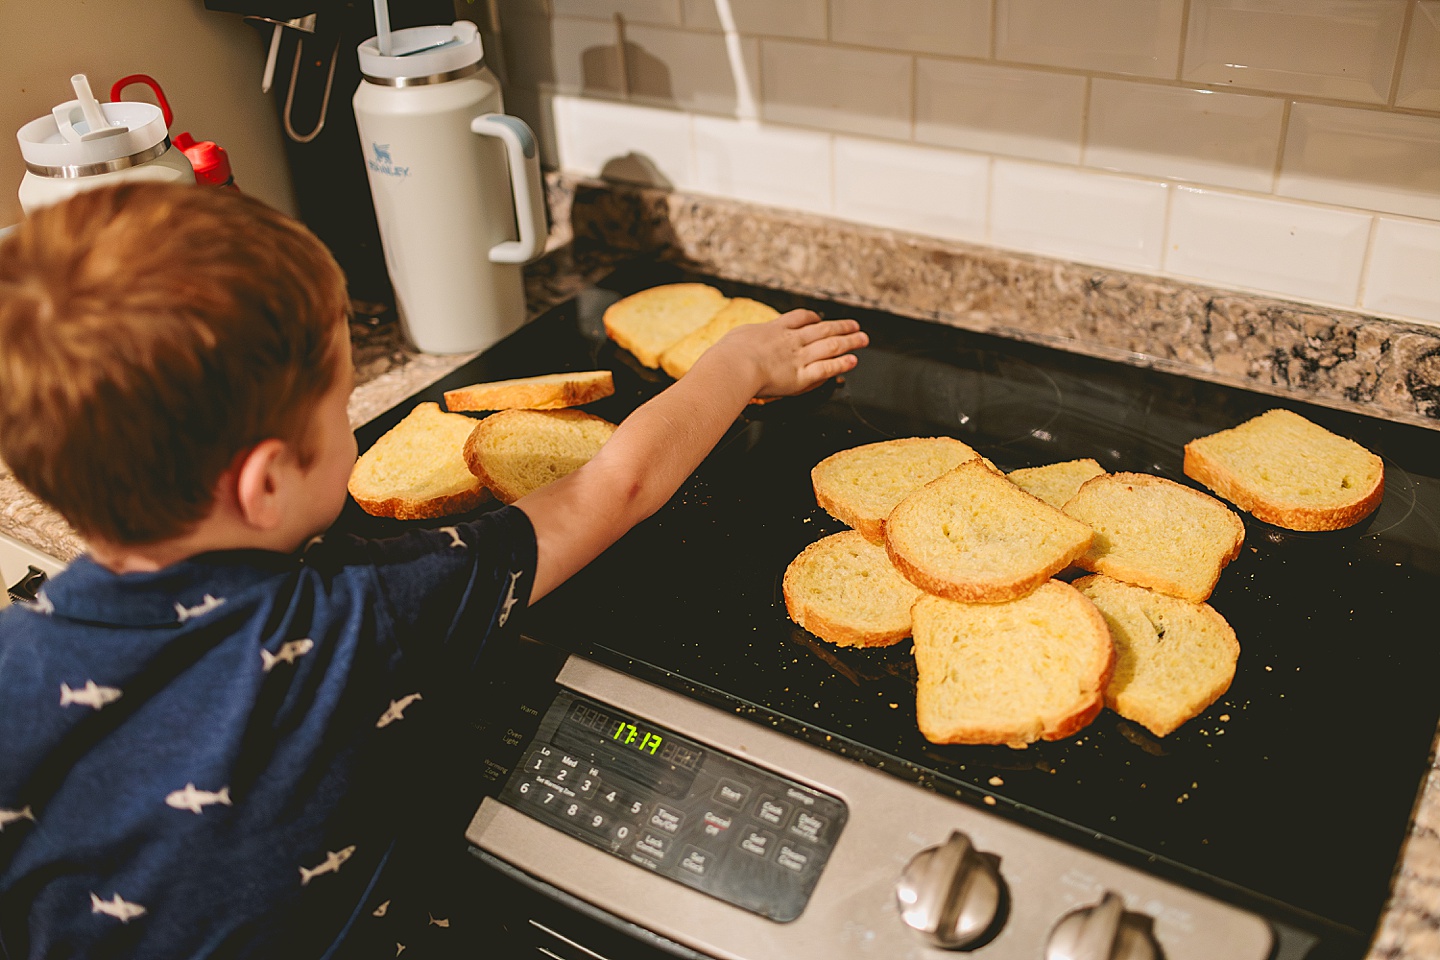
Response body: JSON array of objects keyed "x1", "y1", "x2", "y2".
[
  {"x1": 802, "y1": 353, "x2": 860, "y2": 383},
  {"x1": 795, "y1": 318, "x2": 862, "y2": 347},
  {"x1": 803, "y1": 330, "x2": 868, "y2": 361},
  {"x1": 778, "y1": 308, "x2": 823, "y2": 329}
]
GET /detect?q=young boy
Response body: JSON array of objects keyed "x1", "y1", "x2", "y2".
[{"x1": 0, "y1": 183, "x2": 866, "y2": 959}]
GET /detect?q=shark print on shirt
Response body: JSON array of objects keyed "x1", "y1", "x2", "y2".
[
  {"x1": 164, "y1": 784, "x2": 232, "y2": 814},
  {"x1": 373, "y1": 900, "x2": 390, "y2": 918},
  {"x1": 90, "y1": 893, "x2": 147, "y2": 923},
  {"x1": 27, "y1": 591, "x2": 54, "y2": 615},
  {"x1": 60, "y1": 681, "x2": 122, "y2": 710},
  {"x1": 174, "y1": 594, "x2": 225, "y2": 623},
  {"x1": 260, "y1": 638, "x2": 314, "y2": 673},
  {"x1": 437, "y1": 526, "x2": 465, "y2": 549},
  {"x1": 497, "y1": 570, "x2": 523, "y2": 628},
  {"x1": 299, "y1": 845, "x2": 355, "y2": 886},
  {"x1": 376, "y1": 693, "x2": 422, "y2": 729},
  {"x1": 0, "y1": 805, "x2": 36, "y2": 831}
]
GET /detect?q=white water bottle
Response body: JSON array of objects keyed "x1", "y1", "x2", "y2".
[
  {"x1": 353, "y1": 20, "x2": 546, "y2": 355},
  {"x1": 17, "y1": 73, "x2": 195, "y2": 214}
]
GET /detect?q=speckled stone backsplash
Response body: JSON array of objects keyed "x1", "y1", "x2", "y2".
[{"x1": 559, "y1": 174, "x2": 1440, "y2": 433}]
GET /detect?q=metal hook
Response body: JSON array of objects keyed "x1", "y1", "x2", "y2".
[{"x1": 282, "y1": 33, "x2": 338, "y2": 144}]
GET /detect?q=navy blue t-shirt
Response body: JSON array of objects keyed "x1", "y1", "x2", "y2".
[{"x1": 0, "y1": 506, "x2": 536, "y2": 959}]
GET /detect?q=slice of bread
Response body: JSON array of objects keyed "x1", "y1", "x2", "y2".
[
  {"x1": 1183, "y1": 408, "x2": 1384, "y2": 531},
  {"x1": 885, "y1": 459, "x2": 1094, "y2": 603},
  {"x1": 1062, "y1": 472, "x2": 1244, "y2": 602},
  {"x1": 602, "y1": 283, "x2": 729, "y2": 368},
  {"x1": 444, "y1": 370, "x2": 614, "y2": 412},
  {"x1": 783, "y1": 531, "x2": 925, "y2": 648},
  {"x1": 348, "y1": 402, "x2": 488, "y2": 520},
  {"x1": 658, "y1": 297, "x2": 781, "y2": 380},
  {"x1": 812, "y1": 437, "x2": 994, "y2": 545},
  {"x1": 462, "y1": 408, "x2": 617, "y2": 504},
  {"x1": 1007, "y1": 458, "x2": 1107, "y2": 511},
  {"x1": 1074, "y1": 574, "x2": 1239, "y2": 738},
  {"x1": 912, "y1": 581, "x2": 1114, "y2": 748}
]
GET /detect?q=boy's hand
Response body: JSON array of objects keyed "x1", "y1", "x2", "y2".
[{"x1": 705, "y1": 309, "x2": 869, "y2": 398}]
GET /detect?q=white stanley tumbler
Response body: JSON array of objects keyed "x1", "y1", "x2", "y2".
[{"x1": 353, "y1": 20, "x2": 546, "y2": 354}]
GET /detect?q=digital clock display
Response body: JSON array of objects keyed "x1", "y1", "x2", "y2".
[{"x1": 567, "y1": 701, "x2": 703, "y2": 771}]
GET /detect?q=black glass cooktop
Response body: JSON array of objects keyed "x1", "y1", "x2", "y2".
[{"x1": 341, "y1": 260, "x2": 1440, "y2": 952}]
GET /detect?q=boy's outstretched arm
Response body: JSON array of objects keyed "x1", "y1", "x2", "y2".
[{"x1": 516, "y1": 309, "x2": 867, "y2": 603}]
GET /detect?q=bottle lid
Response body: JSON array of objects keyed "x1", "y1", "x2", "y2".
[
  {"x1": 17, "y1": 76, "x2": 171, "y2": 178},
  {"x1": 357, "y1": 20, "x2": 483, "y2": 86},
  {"x1": 182, "y1": 139, "x2": 233, "y2": 187}
]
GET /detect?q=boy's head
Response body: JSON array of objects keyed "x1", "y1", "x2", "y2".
[{"x1": 0, "y1": 183, "x2": 352, "y2": 546}]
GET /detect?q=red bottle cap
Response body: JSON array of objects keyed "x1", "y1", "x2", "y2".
[{"x1": 181, "y1": 139, "x2": 235, "y2": 188}]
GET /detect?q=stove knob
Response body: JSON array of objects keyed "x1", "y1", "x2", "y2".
[
  {"x1": 895, "y1": 830, "x2": 1003, "y2": 949},
  {"x1": 1046, "y1": 891, "x2": 1164, "y2": 960}
]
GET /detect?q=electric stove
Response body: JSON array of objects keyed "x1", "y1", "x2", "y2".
[{"x1": 340, "y1": 260, "x2": 1440, "y2": 959}]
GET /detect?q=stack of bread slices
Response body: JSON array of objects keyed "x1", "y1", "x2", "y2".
[
  {"x1": 347, "y1": 370, "x2": 619, "y2": 519},
  {"x1": 785, "y1": 410, "x2": 1383, "y2": 748},
  {"x1": 602, "y1": 282, "x2": 819, "y2": 404}
]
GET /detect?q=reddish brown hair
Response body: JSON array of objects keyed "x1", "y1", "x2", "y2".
[{"x1": 0, "y1": 183, "x2": 350, "y2": 544}]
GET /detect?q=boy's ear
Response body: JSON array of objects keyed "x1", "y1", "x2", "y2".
[{"x1": 233, "y1": 439, "x2": 292, "y2": 531}]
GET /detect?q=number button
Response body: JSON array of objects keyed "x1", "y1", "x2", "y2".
[{"x1": 578, "y1": 767, "x2": 601, "y2": 799}]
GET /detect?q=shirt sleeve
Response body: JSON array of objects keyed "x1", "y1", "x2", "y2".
[{"x1": 322, "y1": 505, "x2": 538, "y2": 680}]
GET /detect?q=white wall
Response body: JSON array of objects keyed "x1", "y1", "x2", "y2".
[
  {"x1": 499, "y1": 0, "x2": 1440, "y2": 326},
  {"x1": 1, "y1": 0, "x2": 296, "y2": 226}
]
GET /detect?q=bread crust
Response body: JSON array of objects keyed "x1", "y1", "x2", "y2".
[
  {"x1": 444, "y1": 371, "x2": 614, "y2": 412},
  {"x1": 811, "y1": 437, "x2": 989, "y2": 545},
  {"x1": 463, "y1": 408, "x2": 616, "y2": 504},
  {"x1": 782, "y1": 531, "x2": 919, "y2": 647},
  {"x1": 1183, "y1": 444, "x2": 1384, "y2": 532},
  {"x1": 1074, "y1": 573, "x2": 1239, "y2": 737},
  {"x1": 913, "y1": 582, "x2": 1114, "y2": 748},
  {"x1": 350, "y1": 486, "x2": 489, "y2": 521},
  {"x1": 348, "y1": 402, "x2": 488, "y2": 520},
  {"x1": 884, "y1": 460, "x2": 1093, "y2": 603},
  {"x1": 1064, "y1": 472, "x2": 1244, "y2": 602},
  {"x1": 601, "y1": 283, "x2": 728, "y2": 368}
]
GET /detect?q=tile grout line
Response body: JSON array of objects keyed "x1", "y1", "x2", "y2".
[
  {"x1": 1388, "y1": 0, "x2": 1417, "y2": 108},
  {"x1": 1355, "y1": 215, "x2": 1381, "y2": 310}
]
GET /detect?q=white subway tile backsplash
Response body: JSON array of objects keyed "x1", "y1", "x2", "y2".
[
  {"x1": 680, "y1": 0, "x2": 827, "y2": 38},
  {"x1": 1397, "y1": 1, "x2": 1440, "y2": 111},
  {"x1": 692, "y1": 115, "x2": 833, "y2": 214},
  {"x1": 833, "y1": 137, "x2": 989, "y2": 242},
  {"x1": 995, "y1": 0, "x2": 1184, "y2": 79},
  {"x1": 831, "y1": 0, "x2": 991, "y2": 59},
  {"x1": 1182, "y1": 0, "x2": 1406, "y2": 104},
  {"x1": 991, "y1": 160, "x2": 1169, "y2": 271},
  {"x1": 1277, "y1": 104, "x2": 1440, "y2": 222},
  {"x1": 1363, "y1": 218, "x2": 1440, "y2": 324},
  {"x1": 623, "y1": 24, "x2": 760, "y2": 115},
  {"x1": 1085, "y1": 81, "x2": 1283, "y2": 193},
  {"x1": 915, "y1": 59, "x2": 1086, "y2": 165},
  {"x1": 554, "y1": 96, "x2": 697, "y2": 189},
  {"x1": 759, "y1": 40, "x2": 913, "y2": 140},
  {"x1": 552, "y1": 0, "x2": 682, "y2": 26},
  {"x1": 1167, "y1": 186, "x2": 1372, "y2": 306}
]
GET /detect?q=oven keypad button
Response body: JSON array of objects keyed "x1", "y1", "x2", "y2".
[
  {"x1": 714, "y1": 779, "x2": 749, "y2": 809},
  {"x1": 634, "y1": 830, "x2": 671, "y2": 860},
  {"x1": 678, "y1": 845, "x2": 714, "y2": 877},
  {"x1": 776, "y1": 842, "x2": 811, "y2": 874},
  {"x1": 701, "y1": 810, "x2": 732, "y2": 837},
  {"x1": 739, "y1": 827, "x2": 775, "y2": 859},
  {"x1": 576, "y1": 767, "x2": 601, "y2": 799},
  {"x1": 789, "y1": 809, "x2": 827, "y2": 842},
  {"x1": 755, "y1": 794, "x2": 790, "y2": 826},
  {"x1": 649, "y1": 805, "x2": 684, "y2": 834}
]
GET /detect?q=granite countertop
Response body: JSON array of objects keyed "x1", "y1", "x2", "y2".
[{"x1": 2, "y1": 174, "x2": 1437, "y2": 956}]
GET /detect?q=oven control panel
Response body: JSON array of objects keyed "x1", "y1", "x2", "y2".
[{"x1": 499, "y1": 690, "x2": 848, "y2": 922}]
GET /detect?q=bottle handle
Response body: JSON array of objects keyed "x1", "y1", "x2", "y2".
[{"x1": 470, "y1": 113, "x2": 547, "y2": 265}]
